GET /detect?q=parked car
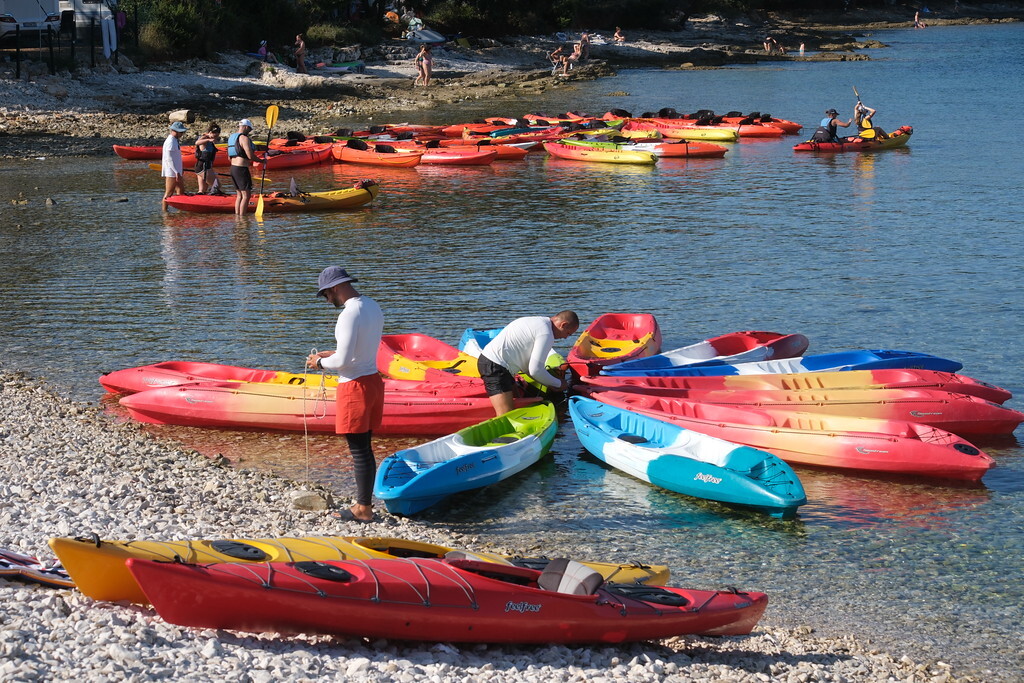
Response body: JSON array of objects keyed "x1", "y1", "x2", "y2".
[{"x1": 0, "y1": 0, "x2": 61, "y2": 42}]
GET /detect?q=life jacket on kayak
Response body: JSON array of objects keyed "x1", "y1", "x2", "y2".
[
  {"x1": 227, "y1": 132, "x2": 254, "y2": 160},
  {"x1": 810, "y1": 117, "x2": 839, "y2": 143}
]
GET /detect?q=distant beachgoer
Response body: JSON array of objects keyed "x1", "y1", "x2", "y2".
[
  {"x1": 613, "y1": 27, "x2": 626, "y2": 43},
  {"x1": 810, "y1": 108, "x2": 852, "y2": 143},
  {"x1": 294, "y1": 34, "x2": 308, "y2": 73},
  {"x1": 564, "y1": 42, "x2": 582, "y2": 74},
  {"x1": 413, "y1": 44, "x2": 432, "y2": 86},
  {"x1": 193, "y1": 122, "x2": 221, "y2": 194},
  {"x1": 257, "y1": 40, "x2": 279, "y2": 64},
  {"x1": 549, "y1": 45, "x2": 567, "y2": 74},
  {"x1": 161, "y1": 122, "x2": 186, "y2": 211},
  {"x1": 763, "y1": 36, "x2": 785, "y2": 55},
  {"x1": 914, "y1": 11, "x2": 927, "y2": 28},
  {"x1": 579, "y1": 31, "x2": 591, "y2": 59}
]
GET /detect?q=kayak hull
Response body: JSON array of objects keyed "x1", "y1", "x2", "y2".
[
  {"x1": 375, "y1": 403, "x2": 558, "y2": 515},
  {"x1": 794, "y1": 126, "x2": 913, "y2": 152},
  {"x1": 164, "y1": 184, "x2": 379, "y2": 213},
  {"x1": 589, "y1": 390, "x2": 994, "y2": 481},
  {"x1": 118, "y1": 381, "x2": 541, "y2": 435},
  {"x1": 569, "y1": 396, "x2": 807, "y2": 518},
  {"x1": 126, "y1": 557, "x2": 768, "y2": 642},
  {"x1": 50, "y1": 533, "x2": 669, "y2": 605}
]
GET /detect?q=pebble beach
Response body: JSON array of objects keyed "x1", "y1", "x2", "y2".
[
  {"x1": 5, "y1": 5, "x2": 1024, "y2": 681},
  {"x1": 0, "y1": 369, "x2": 973, "y2": 681}
]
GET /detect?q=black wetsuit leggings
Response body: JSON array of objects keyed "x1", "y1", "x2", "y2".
[{"x1": 345, "y1": 431, "x2": 375, "y2": 506}]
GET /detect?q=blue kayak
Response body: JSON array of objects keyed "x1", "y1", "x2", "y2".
[
  {"x1": 568, "y1": 396, "x2": 806, "y2": 519},
  {"x1": 457, "y1": 327, "x2": 501, "y2": 357},
  {"x1": 374, "y1": 403, "x2": 557, "y2": 515},
  {"x1": 599, "y1": 349, "x2": 963, "y2": 377}
]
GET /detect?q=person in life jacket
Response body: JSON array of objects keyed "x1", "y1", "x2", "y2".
[
  {"x1": 854, "y1": 104, "x2": 887, "y2": 139},
  {"x1": 810, "y1": 108, "x2": 852, "y2": 143},
  {"x1": 227, "y1": 119, "x2": 259, "y2": 216}
]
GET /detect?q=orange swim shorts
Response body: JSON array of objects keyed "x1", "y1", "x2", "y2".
[{"x1": 334, "y1": 373, "x2": 385, "y2": 434}]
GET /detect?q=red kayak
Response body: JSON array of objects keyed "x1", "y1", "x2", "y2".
[
  {"x1": 112, "y1": 144, "x2": 163, "y2": 160},
  {"x1": 568, "y1": 313, "x2": 662, "y2": 377},
  {"x1": 256, "y1": 143, "x2": 333, "y2": 169},
  {"x1": 793, "y1": 126, "x2": 913, "y2": 152},
  {"x1": 417, "y1": 147, "x2": 498, "y2": 165},
  {"x1": 331, "y1": 141, "x2": 424, "y2": 167},
  {"x1": 99, "y1": 360, "x2": 487, "y2": 396},
  {"x1": 589, "y1": 390, "x2": 994, "y2": 481},
  {"x1": 118, "y1": 381, "x2": 538, "y2": 435},
  {"x1": 577, "y1": 368, "x2": 1014, "y2": 404},
  {"x1": 127, "y1": 556, "x2": 767, "y2": 643},
  {"x1": 580, "y1": 385, "x2": 1023, "y2": 437},
  {"x1": 378, "y1": 333, "x2": 482, "y2": 383}
]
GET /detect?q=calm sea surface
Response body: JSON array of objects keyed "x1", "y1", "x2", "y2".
[{"x1": 1, "y1": 23, "x2": 1022, "y2": 678}]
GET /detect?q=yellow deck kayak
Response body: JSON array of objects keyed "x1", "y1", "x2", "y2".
[{"x1": 49, "y1": 534, "x2": 670, "y2": 604}]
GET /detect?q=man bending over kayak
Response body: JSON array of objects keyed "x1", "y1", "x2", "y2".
[{"x1": 478, "y1": 311, "x2": 579, "y2": 416}]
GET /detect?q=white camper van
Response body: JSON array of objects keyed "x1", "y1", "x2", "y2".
[
  {"x1": 0, "y1": 0, "x2": 61, "y2": 41},
  {"x1": 57, "y1": 0, "x2": 113, "y2": 39}
]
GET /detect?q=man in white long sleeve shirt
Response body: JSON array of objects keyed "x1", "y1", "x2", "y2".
[
  {"x1": 161, "y1": 121, "x2": 187, "y2": 210},
  {"x1": 478, "y1": 311, "x2": 579, "y2": 416},
  {"x1": 306, "y1": 266, "x2": 385, "y2": 523}
]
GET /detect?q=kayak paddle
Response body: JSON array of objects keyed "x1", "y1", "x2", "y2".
[{"x1": 255, "y1": 104, "x2": 280, "y2": 220}]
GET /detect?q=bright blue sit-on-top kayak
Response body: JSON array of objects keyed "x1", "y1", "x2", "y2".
[
  {"x1": 599, "y1": 349, "x2": 962, "y2": 377},
  {"x1": 568, "y1": 396, "x2": 807, "y2": 519}
]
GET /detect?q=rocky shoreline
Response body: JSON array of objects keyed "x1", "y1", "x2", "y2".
[
  {"x1": 1, "y1": 4, "x2": 1021, "y2": 160},
  {"x1": 0, "y1": 368, "x2": 978, "y2": 680}
]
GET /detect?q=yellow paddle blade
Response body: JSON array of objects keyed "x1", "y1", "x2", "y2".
[
  {"x1": 265, "y1": 105, "x2": 280, "y2": 130},
  {"x1": 859, "y1": 129, "x2": 877, "y2": 139},
  {"x1": 255, "y1": 194, "x2": 265, "y2": 219}
]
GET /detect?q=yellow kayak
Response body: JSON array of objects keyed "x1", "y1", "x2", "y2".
[
  {"x1": 543, "y1": 141, "x2": 658, "y2": 165},
  {"x1": 49, "y1": 534, "x2": 670, "y2": 604}
]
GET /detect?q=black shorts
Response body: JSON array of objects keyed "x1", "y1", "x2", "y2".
[
  {"x1": 478, "y1": 355, "x2": 515, "y2": 396},
  {"x1": 230, "y1": 165, "x2": 253, "y2": 192}
]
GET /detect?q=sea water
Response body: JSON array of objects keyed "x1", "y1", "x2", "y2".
[{"x1": 0, "y1": 22, "x2": 1022, "y2": 679}]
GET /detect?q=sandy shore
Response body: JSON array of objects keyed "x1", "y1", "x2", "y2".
[
  {"x1": 1, "y1": 4, "x2": 1020, "y2": 160},
  {"x1": 0, "y1": 368, "x2": 974, "y2": 680}
]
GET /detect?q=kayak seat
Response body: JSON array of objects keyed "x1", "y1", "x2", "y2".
[
  {"x1": 618, "y1": 434, "x2": 649, "y2": 445},
  {"x1": 487, "y1": 435, "x2": 520, "y2": 446},
  {"x1": 538, "y1": 558, "x2": 603, "y2": 596},
  {"x1": 374, "y1": 144, "x2": 397, "y2": 153}
]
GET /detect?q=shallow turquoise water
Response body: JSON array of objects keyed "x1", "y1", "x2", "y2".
[{"x1": 0, "y1": 22, "x2": 1022, "y2": 678}]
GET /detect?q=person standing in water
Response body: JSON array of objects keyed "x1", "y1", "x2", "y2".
[{"x1": 160, "y1": 121, "x2": 187, "y2": 211}]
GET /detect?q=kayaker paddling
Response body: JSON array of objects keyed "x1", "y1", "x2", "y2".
[{"x1": 306, "y1": 266, "x2": 385, "y2": 523}]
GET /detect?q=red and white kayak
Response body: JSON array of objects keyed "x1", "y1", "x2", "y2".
[
  {"x1": 417, "y1": 147, "x2": 498, "y2": 165},
  {"x1": 601, "y1": 331, "x2": 810, "y2": 375},
  {"x1": 118, "y1": 381, "x2": 539, "y2": 435},
  {"x1": 577, "y1": 369, "x2": 1014, "y2": 405},
  {"x1": 568, "y1": 313, "x2": 663, "y2": 377},
  {"x1": 99, "y1": 360, "x2": 487, "y2": 396},
  {"x1": 580, "y1": 385, "x2": 1023, "y2": 437},
  {"x1": 127, "y1": 556, "x2": 768, "y2": 642},
  {"x1": 588, "y1": 390, "x2": 994, "y2": 481}
]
